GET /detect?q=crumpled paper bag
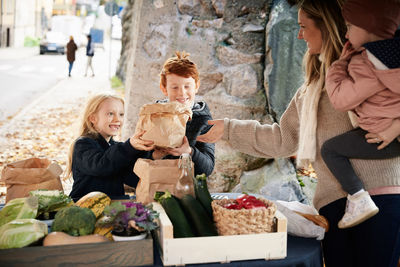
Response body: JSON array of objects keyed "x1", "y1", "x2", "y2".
[
  {"x1": 135, "y1": 102, "x2": 192, "y2": 148},
  {"x1": 133, "y1": 158, "x2": 194, "y2": 204},
  {"x1": 1, "y1": 158, "x2": 63, "y2": 203}
]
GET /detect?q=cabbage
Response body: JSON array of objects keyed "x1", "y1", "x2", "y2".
[
  {"x1": 0, "y1": 196, "x2": 38, "y2": 227},
  {"x1": 29, "y1": 190, "x2": 73, "y2": 218},
  {"x1": 0, "y1": 219, "x2": 48, "y2": 249}
]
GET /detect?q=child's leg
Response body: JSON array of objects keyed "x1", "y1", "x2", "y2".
[
  {"x1": 321, "y1": 127, "x2": 400, "y2": 228},
  {"x1": 321, "y1": 127, "x2": 400, "y2": 195}
]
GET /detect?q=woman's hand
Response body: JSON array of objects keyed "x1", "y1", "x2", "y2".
[
  {"x1": 196, "y1": 119, "x2": 224, "y2": 143},
  {"x1": 340, "y1": 41, "x2": 356, "y2": 61},
  {"x1": 129, "y1": 130, "x2": 155, "y2": 151},
  {"x1": 165, "y1": 136, "x2": 191, "y2": 156},
  {"x1": 365, "y1": 119, "x2": 400, "y2": 150}
]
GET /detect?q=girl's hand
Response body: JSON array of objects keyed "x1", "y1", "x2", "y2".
[
  {"x1": 129, "y1": 130, "x2": 155, "y2": 151},
  {"x1": 165, "y1": 136, "x2": 191, "y2": 156},
  {"x1": 196, "y1": 119, "x2": 224, "y2": 143},
  {"x1": 340, "y1": 41, "x2": 356, "y2": 61},
  {"x1": 365, "y1": 119, "x2": 400, "y2": 150}
]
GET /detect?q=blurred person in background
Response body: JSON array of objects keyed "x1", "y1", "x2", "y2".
[
  {"x1": 66, "y1": 36, "x2": 78, "y2": 77},
  {"x1": 85, "y1": 34, "x2": 95, "y2": 77}
]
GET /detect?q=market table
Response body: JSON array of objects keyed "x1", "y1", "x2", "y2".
[{"x1": 147, "y1": 234, "x2": 323, "y2": 267}]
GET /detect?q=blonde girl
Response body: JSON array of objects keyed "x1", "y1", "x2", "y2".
[{"x1": 67, "y1": 93, "x2": 154, "y2": 201}]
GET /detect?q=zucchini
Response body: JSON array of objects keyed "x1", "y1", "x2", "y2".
[
  {"x1": 155, "y1": 191, "x2": 195, "y2": 238},
  {"x1": 194, "y1": 174, "x2": 213, "y2": 219},
  {"x1": 179, "y1": 194, "x2": 218, "y2": 237}
]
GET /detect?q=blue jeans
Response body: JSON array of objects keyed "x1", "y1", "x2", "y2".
[
  {"x1": 319, "y1": 194, "x2": 400, "y2": 267},
  {"x1": 68, "y1": 61, "x2": 74, "y2": 75}
]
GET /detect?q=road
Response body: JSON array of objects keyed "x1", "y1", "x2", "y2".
[
  {"x1": 0, "y1": 49, "x2": 67, "y2": 123},
  {"x1": 0, "y1": 40, "x2": 121, "y2": 125}
]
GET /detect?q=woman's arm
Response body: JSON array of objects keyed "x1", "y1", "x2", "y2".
[{"x1": 221, "y1": 92, "x2": 302, "y2": 159}]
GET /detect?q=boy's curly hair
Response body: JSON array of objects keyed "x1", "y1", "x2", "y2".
[{"x1": 160, "y1": 51, "x2": 199, "y2": 87}]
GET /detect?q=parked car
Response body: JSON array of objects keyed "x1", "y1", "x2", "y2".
[{"x1": 39, "y1": 31, "x2": 67, "y2": 55}]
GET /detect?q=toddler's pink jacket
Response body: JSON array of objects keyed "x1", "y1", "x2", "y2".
[{"x1": 326, "y1": 50, "x2": 400, "y2": 133}]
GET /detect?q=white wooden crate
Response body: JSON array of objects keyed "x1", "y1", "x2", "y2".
[{"x1": 152, "y1": 202, "x2": 287, "y2": 266}]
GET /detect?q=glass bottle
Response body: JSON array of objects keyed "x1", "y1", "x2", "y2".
[{"x1": 175, "y1": 153, "x2": 195, "y2": 198}]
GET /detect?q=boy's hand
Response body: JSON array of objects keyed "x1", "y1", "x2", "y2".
[
  {"x1": 152, "y1": 148, "x2": 168, "y2": 160},
  {"x1": 196, "y1": 119, "x2": 224, "y2": 143},
  {"x1": 130, "y1": 130, "x2": 155, "y2": 151},
  {"x1": 165, "y1": 136, "x2": 191, "y2": 156},
  {"x1": 365, "y1": 119, "x2": 400, "y2": 150},
  {"x1": 340, "y1": 41, "x2": 356, "y2": 61}
]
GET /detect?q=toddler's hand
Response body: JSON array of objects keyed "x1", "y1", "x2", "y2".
[
  {"x1": 130, "y1": 130, "x2": 155, "y2": 151},
  {"x1": 365, "y1": 119, "x2": 400, "y2": 150},
  {"x1": 340, "y1": 41, "x2": 356, "y2": 61},
  {"x1": 196, "y1": 119, "x2": 224, "y2": 143},
  {"x1": 165, "y1": 136, "x2": 191, "y2": 156}
]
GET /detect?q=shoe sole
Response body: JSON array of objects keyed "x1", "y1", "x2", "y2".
[{"x1": 338, "y1": 208, "x2": 379, "y2": 229}]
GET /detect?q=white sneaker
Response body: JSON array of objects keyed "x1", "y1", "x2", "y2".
[{"x1": 338, "y1": 192, "x2": 379, "y2": 229}]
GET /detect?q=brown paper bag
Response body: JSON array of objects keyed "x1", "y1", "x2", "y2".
[
  {"x1": 135, "y1": 102, "x2": 192, "y2": 148},
  {"x1": 1, "y1": 158, "x2": 63, "y2": 203},
  {"x1": 133, "y1": 158, "x2": 194, "y2": 204}
]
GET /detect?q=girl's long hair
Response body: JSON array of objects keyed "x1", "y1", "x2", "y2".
[
  {"x1": 65, "y1": 93, "x2": 124, "y2": 179},
  {"x1": 298, "y1": 0, "x2": 347, "y2": 87}
]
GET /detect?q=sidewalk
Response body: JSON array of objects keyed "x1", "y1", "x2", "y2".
[{"x1": 0, "y1": 74, "x2": 117, "y2": 203}]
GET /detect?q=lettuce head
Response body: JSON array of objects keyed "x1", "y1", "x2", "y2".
[
  {"x1": 0, "y1": 196, "x2": 38, "y2": 227},
  {"x1": 0, "y1": 219, "x2": 48, "y2": 249}
]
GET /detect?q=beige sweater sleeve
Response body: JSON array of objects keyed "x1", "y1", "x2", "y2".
[{"x1": 223, "y1": 93, "x2": 301, "y2": 159}]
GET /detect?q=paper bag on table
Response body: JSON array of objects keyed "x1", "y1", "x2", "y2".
[
  {"x1": 135, "y1": 102, "x2": 192, "y2": 148},
  {"x1": 1, "y1": 158, "x2": 63, "y2": 203},
  {"x1": 133, "y1": 158, "x2": 194, "y2": 204}
]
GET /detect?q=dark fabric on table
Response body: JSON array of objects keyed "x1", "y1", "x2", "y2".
[{"x1": 148, "y1": 235, "x2": 323, "y2": 267}]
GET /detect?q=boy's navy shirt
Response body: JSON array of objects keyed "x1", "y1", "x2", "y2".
[
  {"x1": 69, "y1": 135, "x2": 146, "y2": 201},
  {"x1": 160, "y1": 100, "x2": 215, "y2": 176}
]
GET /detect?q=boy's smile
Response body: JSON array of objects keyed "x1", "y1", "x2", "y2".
[{"x1": 160, "y1": 73, "x2": 199, "y2": 106}]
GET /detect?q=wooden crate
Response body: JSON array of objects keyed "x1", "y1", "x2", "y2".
[
  {"x1": 0, "y1": 235, "x2": 153, "y2": 267},
  {"x1": 152, "y1": 202, "x2": 287, "y2": 266}
]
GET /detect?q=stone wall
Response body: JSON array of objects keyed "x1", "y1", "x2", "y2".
[{"x1": 121, "y1": 0, "x2": 310, "y2": 201}]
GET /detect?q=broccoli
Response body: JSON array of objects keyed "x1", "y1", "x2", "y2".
[{"x1": 51, "y1": 206, "x2": 96, "y2": 236}]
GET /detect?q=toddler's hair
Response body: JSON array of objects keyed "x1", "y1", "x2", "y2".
[
  {"x1": 160, "y1": 51, "x2": 199, "y2": 88},
  {"x1": 65, "y1": 93, "x2": 124, "y2": 179}
]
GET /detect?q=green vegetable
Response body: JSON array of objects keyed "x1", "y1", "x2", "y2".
[
  {"x1": 0, "y1": 219, "x2": 48, "y2": 249},
  {"x1": 0, "y1": 196, "x2": 38, "y2": 227},
  {"x1": 51, "y1": 206, "x2": 96, "y2": 236},
  {"x1": 194, "y1": 174, "x2": 213, "y2": 219},
  {"x1": 155, "y1": 191, "x2": 195, "y2": 238},
  {"x1": 179, "y1": 194, "x2": 218, "y2": 237},
  {"x1": 30, "y1": 190, "x2": 73, "y2": 219}
]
